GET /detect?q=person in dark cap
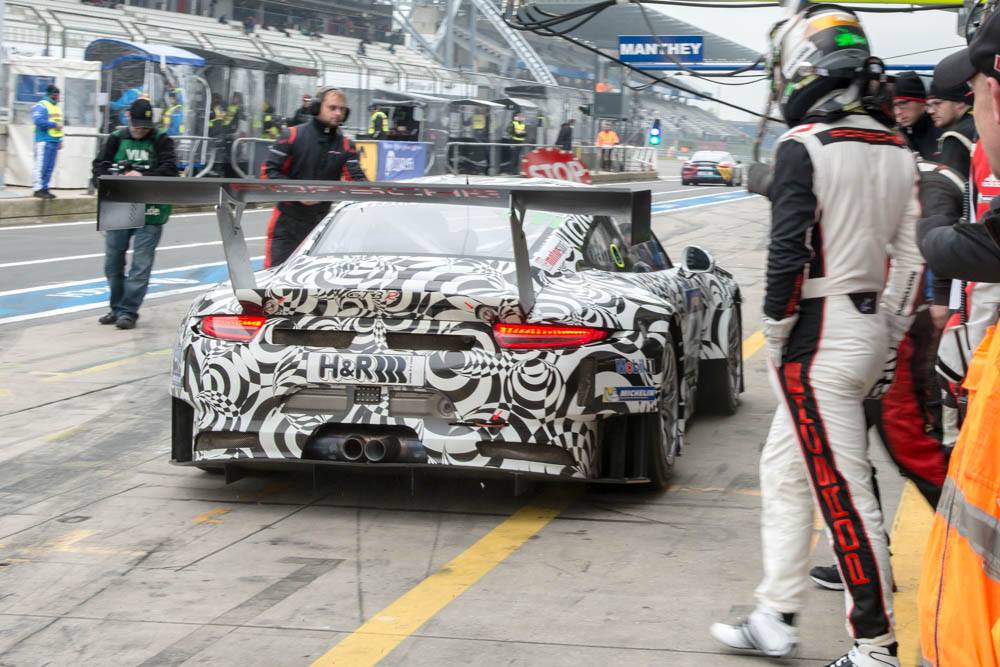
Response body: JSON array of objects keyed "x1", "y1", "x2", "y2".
[
  {"x1": 914, "y1": 7, "x2": 1000, "y2": 666},
  {"x1": 893, "y1": 71, "x2": 941, "y2": 160},
  {"x1": 928, "y1": 76, "x2": 976, "y2": 178},
  {"x1": 92, "y1": 98, "x2": 178, "y2": 330}
]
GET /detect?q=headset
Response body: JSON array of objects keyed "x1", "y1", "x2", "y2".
[{"x1": 309, "y1": 86, "x2": 350, "y2": 122}]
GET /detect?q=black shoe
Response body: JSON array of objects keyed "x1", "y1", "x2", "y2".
[
  {"x1": 42, "y1": 189, "x2": 56, "y2": 199},
  {"x1": 98, "y1": 312, "x2": 118, "y2": 325},
  {"x1": 115, "y1": 317, "x2": 136, "y2": 330},
  {"x1": 809, "y1": 565, "x2": 845, "y2": 591},
  {"x1": 827, "y1": 642, "x2": 899, "y2": 666},
  {"x1": 33, "y1": 190, "x2": 47, "y2": 199}
]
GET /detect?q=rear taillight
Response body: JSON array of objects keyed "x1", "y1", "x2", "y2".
[
  {"x1": 200, "y1": 315, "x2": 267, "y2": 342},
  {"x1": 493, "y1": 323, "x2": 609, "y2": 349}
]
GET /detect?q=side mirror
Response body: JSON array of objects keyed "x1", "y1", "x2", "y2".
[
  {"x1": 681, "y1": 245, "x2": 715, "y2": 273},
  {"x1": 412, "y1": 108, "x2": 425, "y2": 122}
]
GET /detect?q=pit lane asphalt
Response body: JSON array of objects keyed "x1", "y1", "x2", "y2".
[{"x1": 0, "y1": 175, "x2": 919, "y2": 665}]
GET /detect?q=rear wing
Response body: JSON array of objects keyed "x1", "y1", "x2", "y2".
[{"x1": 97, "y1": 177, "x2": 652, "y2": 314}]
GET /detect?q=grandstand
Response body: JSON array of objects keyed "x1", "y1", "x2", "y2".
[{"x1": 2, "y1": 0, "x2": 756, "y2": 149}]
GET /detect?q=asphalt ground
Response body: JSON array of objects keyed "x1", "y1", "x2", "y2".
[{"x1": 0, "y1": 170, "x2": 933, "y2": 666}]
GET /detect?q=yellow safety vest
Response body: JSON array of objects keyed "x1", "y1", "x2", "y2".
[
  {"x1": 211, "y1": 105, "x2": 225, "y2": 128},
  {"x1": 368, "y1": 111, "x2": 389, "y2": 135},
  {"x1": 510, "y1": 120, "x2": 526, "y2": 142},
  {"x1": 39, "y1": 99, "x2": 64, "y2": 139},
  {"x1": 224, "y1": 104, "x2": 240, "y2": 125},
  {"x1": 163, "y1": 104, "x2": 186, "y2": 134},
  {"x1": 263, "y1": 112, "x2": 279, "y2": 139}
]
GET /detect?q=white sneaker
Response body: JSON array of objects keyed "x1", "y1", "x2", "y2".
[
  {"x1": 827, "y1": 643, "x2": 900, "y2": 667},
  {"x1": 709, "y1": 606, "x2": 798, "y2": 657}
]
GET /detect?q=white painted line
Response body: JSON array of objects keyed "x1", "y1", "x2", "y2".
[
  {"x1": 0, "y1": 258, "x2": 260, "y2": 297},
  {"x1": 653, "y1": 191, "x2": 750, "y2": 205},
  {"x1": 0, "y1": 208, "x2": 272, "y2": 231},
  {"x1": 0, "y1": 237, "x2": 266, "y2": 269},
  {"x1": 652, "y1": 187, "x2": 710, "y2": 197}
]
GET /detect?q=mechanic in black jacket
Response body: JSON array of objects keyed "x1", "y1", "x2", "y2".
[
  {"x1": 261, "y1": 87, "x2": 367, "y2": 267},
  {"x1": 919, "y1": 204, "x2": 1000, "y2": 282},
  {"x1": 928, "y1": 78, "x2": 976, "y2": 179},
  {"x1": 893, "y1": 71, "x2": 942, "y2": 160}
]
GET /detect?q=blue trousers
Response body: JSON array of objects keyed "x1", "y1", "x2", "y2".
[
  {"x1": 104, "y1": 224, "x2": 164, "y2": 320},
  {"x1": 32, "y1": 141, "x2": 60, "y2": 191}
]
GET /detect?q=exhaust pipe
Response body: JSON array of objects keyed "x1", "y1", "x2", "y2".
[
  {"x1": 342, "y1": 436, "x2": 366, "y2": 462},
  {"x1": 364, "y1": 435, "x2": 401, "y2": 463}
]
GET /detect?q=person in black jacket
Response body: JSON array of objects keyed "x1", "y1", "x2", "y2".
[
  {"x1": 928, "y1": 78, "x2": 976, "y2": 179},
  {"x1": 92, "y1": 99, "x2": 178, "y2": 330},
  {"x1": 261, "y1": 87, "x2": 367, "y2": 267},
  {"x1": 893, "y1": 71, "x2": 942, "y2": 160},
  {"x1": 555, "y1": 119, "x2": 574, "y2": 152},
  {"x1": 290, "y1": 94, "x2": 313, "y2": 127}
]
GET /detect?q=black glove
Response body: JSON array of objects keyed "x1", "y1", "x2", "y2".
[{"x1": 746, "y1": 162, "x2": 773, "y2": 198}]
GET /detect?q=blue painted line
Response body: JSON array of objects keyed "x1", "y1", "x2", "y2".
[
  {"x1": 651, "y1": 190, "x2": 757, "y2": 214},
  {"x1": 0, "y1": 259, "x2": 264, "y2": 324}
]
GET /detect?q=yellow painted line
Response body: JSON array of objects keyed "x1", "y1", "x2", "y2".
[
  {"x1": 41, "y1": 348, "x2": 171, "y2": 381},
  {"x1": 42, "y1": 424, "x2": 88, "y2": 443},
  {"x1": 890, "y1": 482, "x2": 936, "y2": 667},
  {"x1": 193, "y1": 508, "x2": 231, "y2": 524},
  {"x1": 742, "y1": 329, "x2": 765, "y2": 361},
  {"x1": 13, "y1": 529, "x2": 147, "y2": 557},
  {"x1": 311, "y1": 489, "x2": 574, "y2": 666}
]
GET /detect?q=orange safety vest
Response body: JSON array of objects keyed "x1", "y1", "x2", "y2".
[
  {"x1": 918, "y1": 325, "x2": 1000, "y2": 666},
  {"x1": 596, "y1": 129, "x2": 619, "y2": 147}
]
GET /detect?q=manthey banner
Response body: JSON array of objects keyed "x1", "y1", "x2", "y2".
[{"x1": 618, "y1": 35, "x2": 705, "y2": 68}]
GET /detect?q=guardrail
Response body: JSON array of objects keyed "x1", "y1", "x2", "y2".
[{"x1": 230, "y1": 137, "x2": 276, "y2": 179}]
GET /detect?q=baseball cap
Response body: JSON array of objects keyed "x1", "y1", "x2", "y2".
[
  {"x1": 129, "y1": 98, "x2": 155, "y2": 128},
  {"x1": 934, "y1": 6, "x2": 1000, "y2": 90}
]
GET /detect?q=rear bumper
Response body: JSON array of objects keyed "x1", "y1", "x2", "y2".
[{"x1": 173, "y1": 457, "x2": 652, "y2": 485}]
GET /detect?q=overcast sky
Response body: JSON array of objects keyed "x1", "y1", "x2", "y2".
[{"x1": 648, "y1": 6, "x2": 967, "y2": 121}]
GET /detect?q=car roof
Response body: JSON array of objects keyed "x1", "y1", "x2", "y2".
[{"x1": 690, "y1": 151, "x2": 732, "y2": 161}]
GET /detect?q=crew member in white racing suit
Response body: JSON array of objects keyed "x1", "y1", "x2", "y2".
[{"x1": 710, "y1": 7, "x2": 924, "y2": 667}]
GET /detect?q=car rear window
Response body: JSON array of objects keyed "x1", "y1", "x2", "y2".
[
  {"x1": 310, "y1": 202, "x2": 562, "y2": 262},
  {"x1": 690, "y1": 151, "x2": 732, "y2": 163}
]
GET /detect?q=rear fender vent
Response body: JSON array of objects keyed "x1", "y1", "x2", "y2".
[
  {"x1": 271, "y1": 328, "x2": 356, "y2": 348},
  {"x1": 196, "y1": 431, "x2": 261, "y2": 451},
  {"x1": 477, "y1": 442, "x2": 576, "y2": 467},
  {"x1": 385, "y1": 332, "x2": 478, "y2": 352}
]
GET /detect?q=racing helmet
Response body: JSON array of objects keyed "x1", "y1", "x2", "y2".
[{"x1": 768, "y1": 5, "x2": 871, "y2": 126}]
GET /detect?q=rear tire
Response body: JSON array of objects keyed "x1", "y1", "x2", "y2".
[
  {"x1": 647, "y1": 339, "x2": 681, "y2": 488},
  {"x1": 696, "y1": 305, "x2": 742, "y2": 416}
]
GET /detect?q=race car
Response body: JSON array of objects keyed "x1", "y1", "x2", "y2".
[
  {"x1": 681, "y1": 151, "x2": 742, "y2": 186},
  {"x1": 99, "y1": 176, "x2": 743, "y2": 486}
]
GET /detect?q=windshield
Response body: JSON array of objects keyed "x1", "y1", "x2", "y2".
[{"x1": 310, "y1": 202, "x2": 563, "y2": 262}]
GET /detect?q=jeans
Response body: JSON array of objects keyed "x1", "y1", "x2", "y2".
[
  {"x1": 104, "y1": 224, "x2": 164, "y2": 320},
  {"x1": 33, "y1": 141, "x2": 60, "y2": 191}
]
